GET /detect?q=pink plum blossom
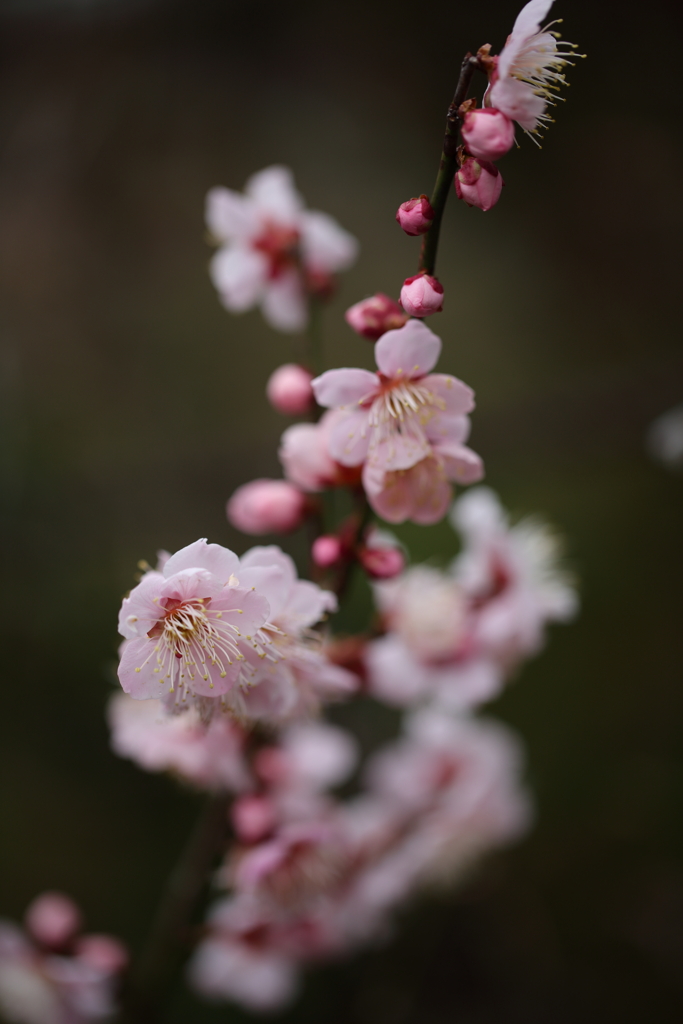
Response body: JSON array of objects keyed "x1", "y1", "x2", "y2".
[
  {"x1": 357, "y1": 527, "x2": 405, "y2": 579},
  {"x1": 345, "y1": 293, "x2": 408, "y2": 341},
  {"x1": 227, "y1": 479, "x2": 307, "y2": 535},
  {"x1": 461, "y1": 108, "x2": 515, "y2": 161},
  {"x1": 363, "y1": 709, "x2": 532, "y2": 882},
  {"x1": 117, "y1": 539, "x2": 271, "y2": 711},
  {"x1": 488, "y1": 0, "x2": 581, "y2": 136},
  {"x1": 266, "y1": 364, "x2": 314, "y2": 416},
  {"x1": 0, "y1": 900, "x2": 126, "y2": 1024},
  {"x1": 188, "y1": 896, "x2": 302, "y2": 1012},
  {"x1": 311, "y1": 320, "x2": 484, "y2": 524},
  {"x1": 206, "y1": 166, "x2": 358, "y2": 333},
  {"x1": 400, "y1": 272, "x2": 444, "y2": 317},
  {"x1": 451, "y1": 486, "x2": 578, "y2": 664},
  {"x1": 366, "y1": 565, "x2": 502, "y2": 710},
  {"x1": 395, "y1": 196, "x2": 434, "y2": 236},
  {"x1": 228, "y1": 547, "x2": 357, "y2": 722},
  {"x1": 107, "y1": 694, "x2": 252, "y2": 792},
  {"x1": 455, "y1": 158, "x2": 504, "y2": 211}
]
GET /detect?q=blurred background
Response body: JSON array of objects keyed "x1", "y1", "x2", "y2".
[{"x1": 1, "y1": 0, "x2": 683, "y2": 1021}]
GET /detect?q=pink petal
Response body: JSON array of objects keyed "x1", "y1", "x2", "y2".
[
  {"x1": 118, "y1": 637, "x2": 172, "y2": 699},
  {"x1": 163, "y1": 540, "x2": 239, "y2": 583},
  {"x1": 245, "y1": 165, "x2": 303, "y2": 226},
  {"x1": 424, "y1": 412, "x2": 472, "y2": 446},
  {"x1": 236, "y1": 564, "x2": 290, "y2": 622},
  {"x1": 363, "y1": 465, "x2": 413, "y2": 524},
  {"x1": 366, "y1": 636, "x2": 430, "y2": 706},
  {"x1": 438, "y1": 444, "x2": 485, "y2": 484},
  {"x1": 311, "y1": 368, "x2": 379, "y2": 409},
  {"x1": 422, "y1": 374, "x2": 475, "y2": 415},
  {"x1": 369, "y1": 433, "x2": 431, "y2": 473},
  {"x1": 327, "y1": 406, "x2": 371, "y2": 466},
  {"x1": 205, "y1": 187, "x2": 256, "y2": 242},
  {"x1": 210, "y1": 246, "x2": 268, "y2": 312},
  {"x1": 374, "y1": 320, "x2": 441, "y2": 379},
  {"x1": 300, "y1": 210, "x2": 359, "y2": 273},
  {"x1": 210, "y1": 586, "x2": 271, "y2": 642},
  {"x1": 118, "y1": 571, "x2": 165, "y2": 639},
  {"x1": 262, "y1": 270, "x2": 307, "y2": 333}
]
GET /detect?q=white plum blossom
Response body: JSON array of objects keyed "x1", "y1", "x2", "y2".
[
  {"x1": 206, "y1": 166, "x2": 358, "y2": 332},
  {"x1": 489, "y1": 0, "x2": 581, "y2": 137}
]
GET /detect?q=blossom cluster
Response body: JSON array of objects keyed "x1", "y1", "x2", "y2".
[
  {"x1": 107, "y1": 486, "x2": 575, "y2": 1011},
  {"x1": 0, "y1": 894, "x2": 126, "y2": 1024},
  {"x1": 3, "y1": 3, "x2": 582, "y2": 1021}
]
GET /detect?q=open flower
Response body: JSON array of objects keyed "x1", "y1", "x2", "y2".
[
  {"x1": 117, "y1": 540, "x2": 271, "y2": 709},
  {"x1": 206, "y1": 166, "x2": 358, "y2": 332},
  {"x1": 451, "y1": 486, "x2": 578, "y2": 664},
  {"x1": 489, "y1": 0, "x2": 581, "y2": 137},
  {"x1": 311, "y1": 320, "x2": 483, "y2": 524},
  {"x1": 229, "y1": 546, "x2": 358, "y2": 722}
]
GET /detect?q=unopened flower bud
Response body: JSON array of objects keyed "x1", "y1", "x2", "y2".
[
  {"x1": 461, "y1": 108, "x2": 515, "y2": 161},
  {"x1": 266, "y1": 363, "x2": 314, "y2": 416},
  {"x1": 345, "y1": 293, "x2": 408, "y2": 341},
  {"x1": 359, "y1": 544, "x2": 405, "y2": 579},
  {"x1": 395, "y1": 195, "x2": 434, "y2": 236},
  {"x1": 25, "y1": 892, "x2": 82, "y2": 949},
  {"x1": 400, "y1": 273, "x2": 444, "y2": 318},
  {"x1": 455, "y1": 158, "x2": 504, "y2": 211},
  {"x1": 231, "y1": 794, "x2": 277, "y2": 844},
  {"x1": 312, "y1": 535, "x2": 344, "y2": 568},
  {"x1": 227, "y1": 479, "x2": 307, "y2": 534}
]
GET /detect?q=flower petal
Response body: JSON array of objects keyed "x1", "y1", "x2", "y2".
[
  {"x1": 375, "y1": 320, "x2": 441, "y2": 379},
  {"x1": 327, "y1": 406, "x2": 371, "y2": 466},
  {"x1": 311, "y1": 368, "x2": 379, "y2": 409},
  {"x1": 210, "y1": 246, "x2": 268, "y2": 311},
  {"x1": 300, "y1": 210, "x2": 359, "y2": 273},
  {"x1": 262, "y1": 270, "x2": 307, "y2": 333},
  {"x1": 205, "y1": 187, "x2": 256, "y2": 243},
  {"x1": 163, "y1": 540, "x2": 239, "y2": 584},
  {"x1": 422, "y1": 374, "x2": 475, "y2": 415},
  {"x1": 245, "y1": 165, "x2": 303, "y2": 226}
]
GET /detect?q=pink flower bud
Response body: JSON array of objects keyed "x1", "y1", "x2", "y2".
[
  {"x1": 227, "y1": 479, "x2": 307, "y2": 535},
  {"x1": 345, "y1": 293, "x2": 408, "y2": 341},
  {"x1": 461, "y1": 108, "x2": 515, "y2": 162},
  {"x1": 25, "y1": 892, "x2": 82, "y2": 949},
  {"x1": 74, "y1": 935, "x2": 129, "y2": 974},
  {"x1": 455, "y1": 158, "x2": 504, "y2": 211},
  {"x1": 358, "y1": 545, "x2": 405, "y2": 579},
  {"x1": 395, "y1": 195, "x2": 434, "y2": 236},
  {"x1": 266, "y1": 363, "x2": 314, "y2": 416},
  {"x1": 312, "y1": 535, "x2": 344, "y2": 568},
  {"x1": 231, "y1": 795, "x2": 277, "y2": 844},
  {"x1": 400, "y1": 273, "x2": 444, "y2": 318}
]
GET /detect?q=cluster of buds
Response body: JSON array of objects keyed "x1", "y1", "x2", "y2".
[{"x1": 0, "y1": 894, "x2": 127, "y2": 1024}]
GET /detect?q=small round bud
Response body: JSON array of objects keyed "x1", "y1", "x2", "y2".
[
  {"x1": 345, "y1": 294, "x2": 408, "y2": 341},
  {"x1": 231, "y1": 795, "x2": 277, "y2": 844},
  {"x1": 266, "y1": 363, "x2": 315, "y2": 416},
  {"x1": 461, "y1": 108, "x2": 515, "y2": 162},
  {"x1": 395, "y1": 195, "x2": 435, "y2": 236},
  {"x1": 455, "y1": 158, "x2": 504, "y2": 211},
  {"x1": 25, "y1": 893, "x2": 82, "y2": 949},
  {"x1": 312, "y1": 535, "x2": 344, "y2": 568},
  {"x1": 400, "y1": 273, "x2": 444, "y2": 318},
  {"x1": 227, "y1": 479, "x2": 307, "y2": 534},
  {"x1": 359, "y1": 545, "x2": 405, "y2": 579}
]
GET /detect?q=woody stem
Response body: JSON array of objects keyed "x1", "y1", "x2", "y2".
[{"x1": 418, "y1": 53, "x2": 484, "y2": 276}]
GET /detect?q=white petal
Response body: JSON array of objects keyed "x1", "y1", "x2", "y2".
[
  {"x1": 261, "y1": 270, "x2": 308, "y2": 333},
  {"x1": 300, "y1": 210, "x2": 359, "y2": 273},
  {"x1": 245, "y1": 165, "x2": 303, "y2": 226},
  {"x1": 210, "y1": 246, "x2": 268, "y2": 311}
]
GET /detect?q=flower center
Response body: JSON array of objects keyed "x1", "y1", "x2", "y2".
[
  {"x1": 364, "y1": 378, "x2": 444, "y2": 449},
  {"x1": 252, "y1": 222, "x2": 300, "y2": 280}
]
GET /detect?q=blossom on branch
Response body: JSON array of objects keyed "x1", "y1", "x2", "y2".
[
  {"x1": 311, "y1": 320, "x2": 483, "y2": 524},
  {"x1": 206, "y1": 166, "x2": 358, "y2": 332},
  {"x1": 488, "y1": 0, "x2": 581, "y2": 138}
]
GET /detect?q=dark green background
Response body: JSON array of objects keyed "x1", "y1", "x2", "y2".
[{"x1": 1, "y1": 0, "x2": 682, "y2": 1021}]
